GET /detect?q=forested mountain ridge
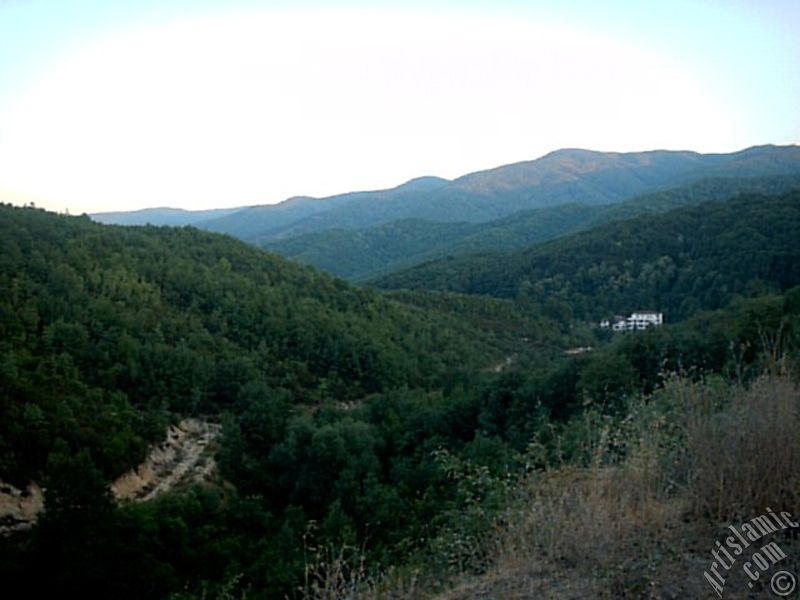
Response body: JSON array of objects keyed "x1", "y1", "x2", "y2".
[
  {"x1": 91, "y1": 206, "x2": 243, "y2": 227},
  {"x1": 263, "y1": 174, "x2": 800, "y2": 280},
  {"x1": 89, "y1": 145, "x2": 800, "y2": 244},
  {"x1": 198, "y1": 145, "x2": 800, "y2": 241},
  {"x1": 191, "y1": 175, "x2": 452, "y2": 241},
  {"x1": 373, "y1": 190, "x2": 800, "y2": 322}
]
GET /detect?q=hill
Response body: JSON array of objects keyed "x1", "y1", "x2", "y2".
[
  {"x1": 373, "y1": 190, "x2": 800, "y2": 322},
  {"x1": 196, "y1": 175, "x2": 452, "y2": 241},
  {"x1": 0, "y1": 203, "x2": 503, "y2": 485},
  {"x1": 3, "y1": 201, "x2": 800, "y2": 600},
  {"x1": 263, "y1": 175, "x2": 800, "y2": 280},
  {"x1": 88, "y1": 146, "x2": 800, "y2": 248},
  {"x1": 201, "y1": 145, "x2": 800, "y2": 242}
]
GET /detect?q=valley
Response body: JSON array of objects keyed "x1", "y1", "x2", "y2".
[{"x1": 2, "y1": 148, "x2": 800, "y2": 599}]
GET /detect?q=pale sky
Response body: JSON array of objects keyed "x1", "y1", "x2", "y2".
[{"x1": 0, "y1": 0, "x2": 798, "y2": 214}]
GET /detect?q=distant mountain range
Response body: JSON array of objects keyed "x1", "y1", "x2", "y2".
[
  {"x1": 91, "y1": 206, "x2": 243, "y2": 227},
  {"x1": 263, "y1": 175, "x2": 800, "y2": 280},
  {"x1": 91, "y1": 145, "x2": 800, "y2": 279}
]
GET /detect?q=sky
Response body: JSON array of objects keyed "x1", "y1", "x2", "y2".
[{"x1": 0, "y1": 0, "x2": 798, "y2": 214}]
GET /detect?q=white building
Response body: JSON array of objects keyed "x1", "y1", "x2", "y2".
[
  {"x1": 600, "y1": 311, "x2": 663, "y2": 332},
  {"x1": 628, "y1": 311, "x2": 663, "y2": 330}
]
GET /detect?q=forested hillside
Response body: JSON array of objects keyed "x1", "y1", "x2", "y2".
[
  {"x1": 2, "y1": 200, "x2": 800, "y2": 600},
  {"x1": 264, "y1": 175, "x2": 800, "y2": 280},
  {"x1": 0, "y1": 204, "x2": 510, "y2": 483},
  {"x1": 4, "y1": 0, "x2": 800, "y2": 593},
  {"x1": 87, "y1": 147, "x2": 800, "y2": 286},
  {"x1": 375, "y1": 190, "x2": 800, "y2": 321},
  {"x1": 195, "y1": 176, "x2": 452, "y2": 241}
]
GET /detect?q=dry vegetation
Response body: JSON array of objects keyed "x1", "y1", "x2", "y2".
[
  {"x1": 687, "y1": 376, "x2": 800, "y2": 522},
  {"x1": 437, "y1": 374, "x2": 800, "y2": 600},
  {"x1": 301, "y1": 371, "x2": 800, "y2": 599}
]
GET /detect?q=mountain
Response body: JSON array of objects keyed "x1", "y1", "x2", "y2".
[
  {"x1": 372, "y1": 190, "x2": 800, "y2": 322},
  {"x1": 446, "y1": 144, "x2": 800, "y2": 204},
  {"x1": 85, "y1": 146, "x2": 800, "y2": 286},
  {"x1": 91, "y1": 206, "x2": 244, "y2": 226},
  {"x1": 200, "y1": 144, "x2": 800, "y2": 241},
  {"x1": 196, "y1": 175, "x2": 451, "y2": 241},
  {"x1": 263, "y1": 175, "x2": 800, "y2": 280}
]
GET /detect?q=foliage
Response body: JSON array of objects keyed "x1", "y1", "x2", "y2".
[
  {"x1": 195, "y1": 145, "x2": 800, "y2": 248},
  {"x1": 0, "y1": 203, "x2": 502, "y2": 483},
  {"x1": 267, "y1": 175, "x2": 800, "y2": 281},
  {"x1": 375, "y1": 191, "x2": 800, "y2": 323},
  {"x1": 2, "y1": 199, "x2": 800, "y2": 599}
]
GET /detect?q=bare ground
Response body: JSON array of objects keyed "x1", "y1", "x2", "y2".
[
  {"x1": 0, "y1": 481, "x2": 43, "y2": 535},
  {"x1": 0, "y1": 418, "x2": 221, "y2": 535},
  {"x1": 111, "y1": 418, "x2": 221, "y2": 502}
]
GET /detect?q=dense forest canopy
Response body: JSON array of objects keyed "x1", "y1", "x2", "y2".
[
  {"x1": 374, "y1": 190, "x2": 800, "y2": 321},
  {"x1": 0, "y1": 204, "x2": 512, "y2": 483},
  {"x1": 263, "y1": 175, "x2": 800, "y2": 281}
]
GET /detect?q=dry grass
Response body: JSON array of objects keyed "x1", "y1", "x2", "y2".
[
  {"x1": 442, "y1": 436, "x2": 693, "y2": 598},
  {"x1": 434, "y1": 374, "x2": 800, "y2": 599},
  {"x1": 304, "y1": 374, "x2": 800, "y2": 599},
  {"x1": 687, "y1": 375, "x2": 800, "y2": 521}
]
